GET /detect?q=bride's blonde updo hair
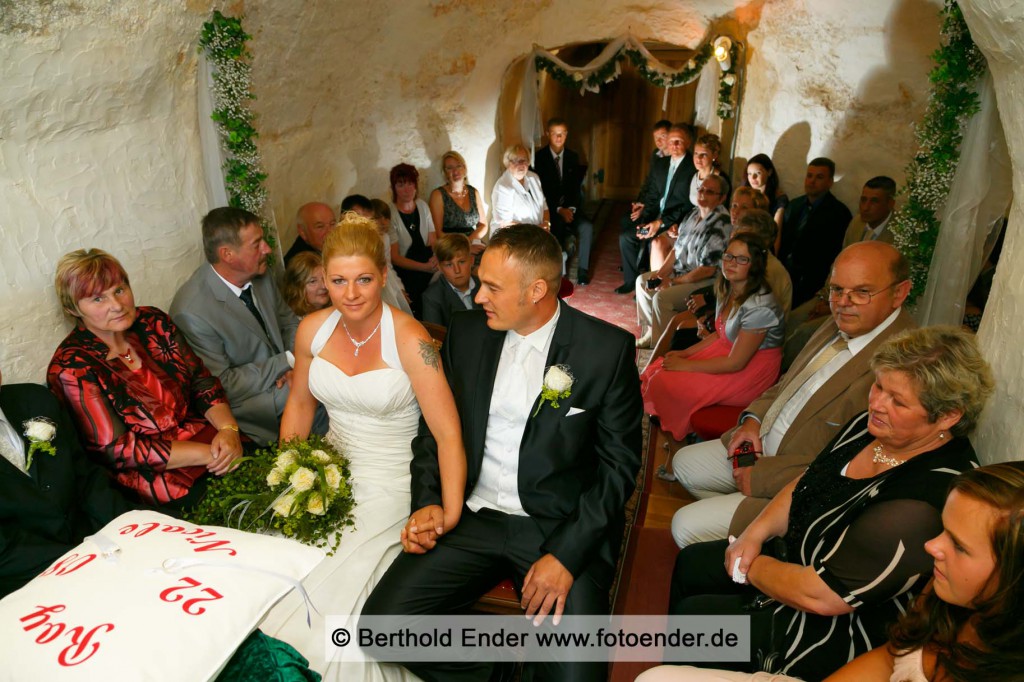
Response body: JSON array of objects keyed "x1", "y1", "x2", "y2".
[{"x1": 322, "y1": 213, "x2": 386, "y2": 272}]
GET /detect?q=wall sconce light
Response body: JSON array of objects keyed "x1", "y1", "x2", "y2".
[{"x1": 714, "y1": 36, "x2": 732, "y2": 72}]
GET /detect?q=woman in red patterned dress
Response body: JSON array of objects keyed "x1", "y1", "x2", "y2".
[{"x1": 47, "y1": 249, "x2": 244, "y2": 509}]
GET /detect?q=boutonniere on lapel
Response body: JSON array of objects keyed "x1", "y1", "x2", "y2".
[
  {"x1": 22, "y1": 418, "x2": 57, "y2": 470},
  {"x1": 533, "y1": 365, "x2": 574, "y2": 417}
]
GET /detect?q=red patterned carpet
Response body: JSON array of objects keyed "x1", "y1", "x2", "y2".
[{"x1": 566, "y1": 201, "x2": 640, "y2": 338}]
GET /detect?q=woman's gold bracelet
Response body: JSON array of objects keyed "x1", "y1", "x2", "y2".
[{"x1": 218, "y1": 424, "x2": 240, "y2": 432}]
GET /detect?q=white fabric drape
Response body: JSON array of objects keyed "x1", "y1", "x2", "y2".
[
  {"x1": 916, "y1": 70, "x2": 1012, "y2": 326},
  {"x1": 693, "y1": 58, "x2": 723, "y2": 135},
  {"x1": 197, "y1": 53, "x2": 229, "y2": 210}
]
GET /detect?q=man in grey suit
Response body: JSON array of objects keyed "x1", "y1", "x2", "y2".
[{"x1": 170, "y1": 207, "x2": 327, "y2": 444}]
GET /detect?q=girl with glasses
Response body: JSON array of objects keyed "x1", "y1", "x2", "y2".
[{"x1": 642, "y1": 233, "x2": 785, "y2": 475}]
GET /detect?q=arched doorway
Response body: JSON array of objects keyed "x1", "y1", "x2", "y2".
[{"x1": 497, "y1": 39, "x2": 740, "y2": 202}]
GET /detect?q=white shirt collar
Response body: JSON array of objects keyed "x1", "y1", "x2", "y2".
[
  {"x1": 211, "y1": 264, "x2": 250, "y2": 298},
  {"x1": 506, "y1": 303, "x2": 560, "y2": 359},
  {"x1": 446, "y1": 277, "x2": 476, "y2": 298},
  {"x1": 866, "y1": 212, "x2": 892, "y2": 239},
  {"x1": 846, "y1": 307, "x2": 901, "y2": 356}
]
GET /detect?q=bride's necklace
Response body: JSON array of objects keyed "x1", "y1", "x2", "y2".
[{"x1": 340, "y1": 314, "x2": 383, "y2": 357}]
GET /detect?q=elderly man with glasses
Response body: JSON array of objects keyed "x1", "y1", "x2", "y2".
[
  {"x1": 669, "y1": 240, "x2": 916, "y2": 549},
  {"x1": 635, "y1": 174, "x2": 731, "y2": 348}
]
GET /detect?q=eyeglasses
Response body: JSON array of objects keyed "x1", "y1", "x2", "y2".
[
  {"x1": 508, "y1": 158, "x2": 529, "y2": 166},
  {"x1": 826, "y1": 282, "x2": 899, "y2": 305},
  {"x1": 721, "y1": 253, "x2": 751, "y2": 265}
]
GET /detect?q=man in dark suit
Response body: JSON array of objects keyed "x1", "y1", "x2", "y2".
[
  {"x1": 283, "y1": 201, "x2": 335, "y2": 265},
  {"x1": 170, "y1": 207, "x2": 327, "y2": 444},
  {"x1": 617, "y1": 124, "x2": 698, "y2": 293},
  {"x1": 778, "y1": 158, "x2": 854, "y2": 307},
  {"x1": 0, "y1": 369, "x2": 137, "y2": 598},
  {"x1": 532, "y1": 118, "x2": 595, "y2": 285},
  {"x1": 422, "y1": 233, "x2": 482, "y2": 327},
  {"x1": 364, "y1": 225, "x2": 642, "y2": 682}
]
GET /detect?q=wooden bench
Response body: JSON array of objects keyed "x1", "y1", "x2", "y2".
[{"x1": 473, "y1": 579, "x2": 523, "y2": 615}]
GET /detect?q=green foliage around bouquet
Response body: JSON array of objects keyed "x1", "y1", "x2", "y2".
[{"x1": 184, "y1": 435, "x2": 356, "y2": 556}]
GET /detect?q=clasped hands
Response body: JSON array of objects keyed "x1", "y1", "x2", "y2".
[
  {"x1": 401, "y1": 506, "x2": 574, "y2": 625},
  {"x1": 401, "y1": 504, "x2": 460, "y2": 553},
  {"x1": 207, "y1": 428, "x2": 243, "y2": 476}
]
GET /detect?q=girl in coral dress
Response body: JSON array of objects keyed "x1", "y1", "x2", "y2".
[{"x1": 642, "y1": 233, "x2": 784, "y2": 451}]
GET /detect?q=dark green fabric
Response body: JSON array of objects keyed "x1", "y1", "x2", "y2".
[{"x1": 217, "y1": 630, "x2": 321, "y2": 682}]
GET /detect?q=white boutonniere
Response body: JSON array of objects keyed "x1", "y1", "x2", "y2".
[
  {"x1": 23, "y1": 417, "x2": 57, "y2": 470},
  {"x1": 533, "y1": 365, "x2": 574, "y2": 416}
]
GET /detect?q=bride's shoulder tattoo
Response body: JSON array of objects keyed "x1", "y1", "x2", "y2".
[{"x1": 418, "y1": 339, "x2": 440, "y2": 371}]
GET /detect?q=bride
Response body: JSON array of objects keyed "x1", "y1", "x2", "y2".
[{"x1": 260, "y1": 214, "x2": 466, "y2": 680}]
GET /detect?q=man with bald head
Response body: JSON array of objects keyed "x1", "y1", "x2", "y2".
[
  {"x1": 670, "y1": 240, "x2": 916, "y2": 548},
  {"x1": 284, "y1": 202, "x2": 336, "y2": 265}
]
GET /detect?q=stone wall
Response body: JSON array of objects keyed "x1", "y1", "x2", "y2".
[
  {"x1": 1, "y1": 0, "x2": 945, "y2": 384},
  {"x1": 0, "y1": 0, "x2": 213, "y2": 382}
]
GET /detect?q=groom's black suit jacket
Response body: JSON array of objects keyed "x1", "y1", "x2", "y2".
[
  {"x1": 0, "y1": 383, "x2": 137, "y2": 597},
  {"x1": 411, "y1": 302, "x2": 642, "y2": 581}
]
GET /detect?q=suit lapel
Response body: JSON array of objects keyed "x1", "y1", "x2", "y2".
[
  {"x1": 204, "y1": 266, "x2": 271, "y2": 345},
  {"x1": 521, "y1": 303, "x2": 575, "y2": 445},
  {"x1": 252, "y1": 276, "x2": 284, "y2": 350}
]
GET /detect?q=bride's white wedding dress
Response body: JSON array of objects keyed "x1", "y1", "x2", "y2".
[{"x1": 260, "y1": 304, "x2": 419, "y2": 681}]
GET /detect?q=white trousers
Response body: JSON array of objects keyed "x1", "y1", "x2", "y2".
[{"x1": 671, "y1": 439, "x2": 743, "y2": 549}]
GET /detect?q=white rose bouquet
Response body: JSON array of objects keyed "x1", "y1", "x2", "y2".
[
  {"x1": 184, "y1": 435, "x2": 355, "y2": 555},
  {"x1": 533, "y1": 365, "x2": 575, "y2": 416}
]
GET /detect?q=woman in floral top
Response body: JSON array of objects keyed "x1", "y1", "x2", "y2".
[{"x1": 47, "y1": 249, "x2": 244, "y2": 508}]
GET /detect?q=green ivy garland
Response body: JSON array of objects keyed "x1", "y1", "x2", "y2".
[
  {"x1": 536, "y1": 41, "x2": 736, "y2": 119},
  {"x1": 889, "y1": 0, "x2": 986, "y2": 301},
  {"x1": 198, "y1": 11, "x2": 275, "y2": 250}
]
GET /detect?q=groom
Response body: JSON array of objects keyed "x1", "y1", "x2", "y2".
[{"x1": 364, "y1": 225, "x2": 642, "y2": 681}]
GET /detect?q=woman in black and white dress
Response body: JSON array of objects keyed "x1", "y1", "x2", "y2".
[{"x1": 662, "y1": 326, "x2": 995, "y2": 681}]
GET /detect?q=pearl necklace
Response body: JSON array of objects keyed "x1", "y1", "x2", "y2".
[
  {"x1": 340, "y1": 314, "x2": 382, "y2": 357},
  {"x1": 871, "y1": 443, "x2": 904, "y2": 468},
  {"x1": 872, "y1": 432, "x2": 947, "y2": 468}
]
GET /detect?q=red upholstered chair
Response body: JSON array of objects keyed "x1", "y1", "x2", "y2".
[{"x1": 690, "y1": 405, "x2": 744, "y2": 441}]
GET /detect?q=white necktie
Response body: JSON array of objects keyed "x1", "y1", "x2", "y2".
[
  {"x1": 760, "y1": 336, "x2": 850, "y2": 437},
  {"x1": 0, "y1": 412, "x2": 27, "y2": 473},
  {"x1": 509, "y1": 340, "x2": 533, "y2": 415}
]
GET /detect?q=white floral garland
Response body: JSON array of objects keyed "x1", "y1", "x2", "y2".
[{"x1": 198, "y1": 12, "x2": 274, "y2": 248}]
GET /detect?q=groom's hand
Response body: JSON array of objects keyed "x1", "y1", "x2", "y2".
[
  {"x1": 521, "y1": 554, "x2": 574, "y2": 626},
  {"x1": 402, "y1": 505, "x2": 445, "y2": 553}
]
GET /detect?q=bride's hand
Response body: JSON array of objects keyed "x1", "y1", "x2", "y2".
[
  {"x1": 402, "y1": 504, "x2": 444, "y2": 553},
  {"x1": 442, "y1": 505, "x2": 462, "y2": 534}
]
